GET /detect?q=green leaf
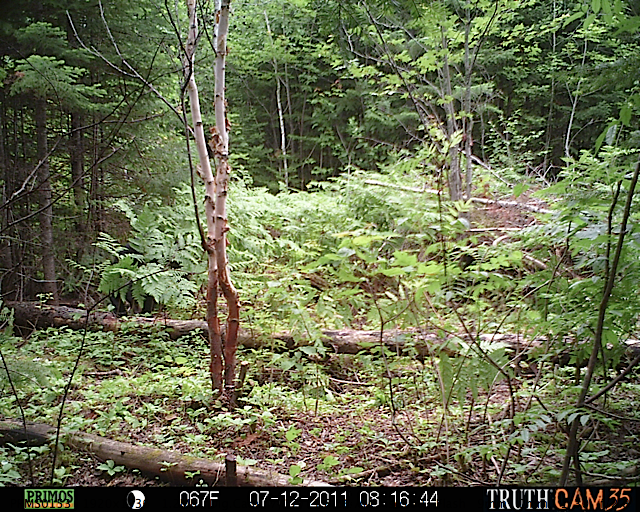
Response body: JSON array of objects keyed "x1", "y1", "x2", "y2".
[
  {"x1": 567, "y1": 412, "x2": 580, "y2": 425},
  {"x1": 337, "y1": 268, "x2": 362, "y2": 282},
  {"x1": 289, "y1": 464, "x2": 302, "y2": 477},
  {"x1": 286, "y1": 426, "x2": 301, "y2": 442},
  {"x1": 513, "y1": 183, "x2": 529, "y2": 199},
  {"x1": 379, "y1": 267, "x2": 407, "y2": 277},
  {"x1": 391, "y1": 251, "x2": 417, "y2": 267},
  {"x1": 619, "y1": 104, "x2": 632, "y2": 126},
  {"x1": 583, "y1": 13, "x2": 597, "y2": 30},
  {"x1": 563, "y1": 11, "x2": 585, "y2": 27},
  {"x1": 336, "y1": 247, "x2": 356, "y2": 258},
  {"x1": 317, "y1": 455, "x2": 340, "y2": 470},
  {"x1": 280, "y1": 359, "x2": 296, "y2": 371}
]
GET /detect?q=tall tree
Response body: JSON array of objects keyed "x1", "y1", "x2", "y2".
[
  {"x1": 182, "y1": 0, "x2": 239, "y2": 397},
  {"x1": 10, "y1": 24, "x2": 104, "y2": 302},
  {"x1": 34, "y1": 95, "x2": 58, "y2": 302}
]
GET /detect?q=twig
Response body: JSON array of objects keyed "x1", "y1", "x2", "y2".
[
  {"x1": 585, "y1": 352, "x2": 640, "y2": 404},
  {"x1": 67, "y1": 6, "x2": 183, "y2": 121},
  {"x1": 469, "y1": 227, "x2": 521, "y2": 232},
  {"x1": 328, "y1": 376, "x2": 369, "y2": 386},
  {"x1": 560, "y1": 157, "x2": 640, "y2": 485}
]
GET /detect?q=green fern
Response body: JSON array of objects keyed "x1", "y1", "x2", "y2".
[{"x1": 0, "y1": 357, "x2": 56, "y2": 390}]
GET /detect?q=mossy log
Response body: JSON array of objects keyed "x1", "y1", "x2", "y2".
[
  {"x1": 0, "y1": 419, "x2": 328, "y2": 487},
  {"x1": 9, "y1": 301, "x2": 639, "y2": 361},
  {"x1": 5, "y1": 302, "x2": 465, "y2": 356}
]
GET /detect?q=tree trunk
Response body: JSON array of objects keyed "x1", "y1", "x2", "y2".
[
  {"x1": 264, "y1": 11, "x2": 288, "y2": 188},
  {"x1": 0, "y1": 93, "x2": 14, "y2": 298},
  {"x1": 89, "y1": 115, "x2": 102, "y2": 234},
  {"x1": 542, "y1": 0, "x2": 558, "y2": 172},
  {"x1": 440, "y1": 32, "x2": 462, "y2": 201},
  {"x1": 564, "y1": 38, "x2": 588, "y2": 160},
  {"x1": 463, "y1": 14, "x2": 473, "y2": 200},
  {"x1": 70, "y1": 113, "x2": 86, "y2": 237},
  {"x1": 183, "y1": 0, "x2": 222, "y2": 393},
  {"x1": 0, "y1": 419, "x2": 329, "y2": 487},
  {"x1": 34, "y1": 97, "x2": 58, "y2": 304},
  {"x1": 184, "y1": 0, "x2": 240, "y2": 398},
  {"x1": 212, "y1": 0, "x2": 240, "y2": 399}
]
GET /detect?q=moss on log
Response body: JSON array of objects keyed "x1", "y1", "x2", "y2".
[{"x1": 0, "y1": 419, "x2": 328, "y2": 487}]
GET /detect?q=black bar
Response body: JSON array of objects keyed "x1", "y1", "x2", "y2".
[{"x1": 4, "y1": 486, "x2": 637, "y2": 511}]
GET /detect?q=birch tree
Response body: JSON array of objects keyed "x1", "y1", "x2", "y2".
[
  {"x1": 183, "y1": 0, "x2": 240, "y2": 398},
  {"x1": 264, "y1": 10, "x2": 289, "y2": 188}
]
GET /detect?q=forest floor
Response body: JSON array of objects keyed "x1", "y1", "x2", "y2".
[
  {"x1": 12, "y1": 372, "x2": 640, "y2": 488},
  {"x1": 4, "y1": 200, "x2": 640, "y2": 487}
]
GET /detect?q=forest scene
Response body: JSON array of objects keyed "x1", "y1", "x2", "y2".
[{"x1": 1, "y1": 0, "x2": 640, "y2": 490}]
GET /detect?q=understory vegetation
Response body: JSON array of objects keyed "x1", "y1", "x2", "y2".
[{"x1": 3, "y1": 155, "x2": 640, "y2": 486}]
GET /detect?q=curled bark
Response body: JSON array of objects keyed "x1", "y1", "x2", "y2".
[
  {"x1": 212, "y1": 0, "x2": 240, "y2": 400},
  {"x1": 183, "y1": 0, "x2": 239, "y2": 398}
]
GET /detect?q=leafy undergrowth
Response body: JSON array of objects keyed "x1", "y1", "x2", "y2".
[
  {"x1": 1, "y1": 323, "x2": 639, "y2": 487},
  {"x1": 4, "y1": 157, "x2": 640, "y2": 487}
]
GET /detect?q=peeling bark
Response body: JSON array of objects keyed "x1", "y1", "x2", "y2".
[
  {"x1": 212, "y1": 0, "x2": 240, "y2": 399},
  {"x1": 183, "y1": 0, "x2": 239, "y2": 397}
]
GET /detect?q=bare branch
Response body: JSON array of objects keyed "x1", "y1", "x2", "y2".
[{"x1": 67, "y1": 7, "x2": 183, "y2": 121}]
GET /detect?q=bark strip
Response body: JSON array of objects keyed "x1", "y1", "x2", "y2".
[{"x1": 212, "y1": 0, "x2": 241, "y2": 398}]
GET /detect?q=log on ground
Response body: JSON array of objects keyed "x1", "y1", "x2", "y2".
[
  {"x1": 0, "y1": 419, "x2": 328, "y2": 487},
  {"x1": 6, "y1": 302, "x2": 541, "y2": 357}
]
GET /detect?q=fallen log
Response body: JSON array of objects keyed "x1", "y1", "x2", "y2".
[
  {"x1": 5, "y1": 302, "x2": 538, "y2": 357},
  {"x1": 7, "y1": 301, "x2": 212, "y2": 342},
  {"x1": 8, "y1": 302, "x2": 639, "y2": 360},
  {"x1": 8, "y1": 302, "x2": 121, "y2": 334},
  {"x1": 363, "y1": 179, "x2": 553, "y2": 214},
  {"x1": 0, "y1": 419, "x2": 328, "y2": 487}
]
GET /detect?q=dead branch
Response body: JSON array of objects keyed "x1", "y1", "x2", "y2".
[{"x1": 363, "y1": 179, "x2": 553, "y2": 214}]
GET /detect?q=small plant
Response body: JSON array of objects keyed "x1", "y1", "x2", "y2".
[
  {"x1": 96, "y1": 460, "x2": 126, "y2": 477},
  {"x1": 288, "y1": 464, "x2": 303, "y2": 485},
  {"x1": 52, "y1": 466, "x2": 73, "y2": 485},
  {"x1": 184, "y1": 470, "x2": 201, "y2": 481},
  {"x1": 0, "y1": 448, "x2": 21, "y2": 485},
  {"x1": 316, "y1": 455, "x2": 340, "y2": 474},
  {"x1": 284, "y1": 425, "x2": 302, "y2": 455}
]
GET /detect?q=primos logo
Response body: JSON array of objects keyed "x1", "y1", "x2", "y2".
[{"x1": 24, "y1": 489, "x2": 75, "y2": 509}]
